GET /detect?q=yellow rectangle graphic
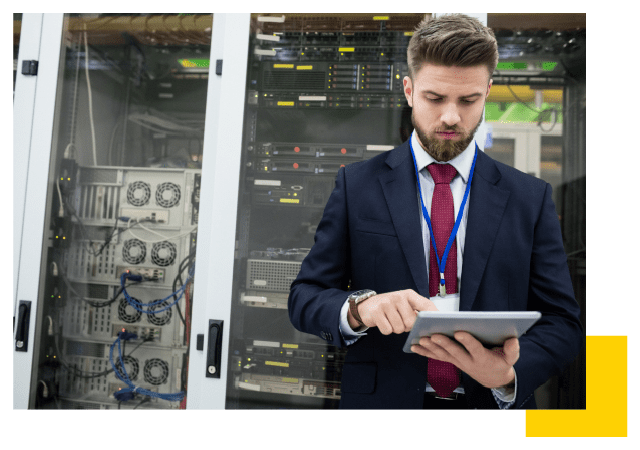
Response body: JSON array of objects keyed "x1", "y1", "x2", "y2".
[
  {"x1": 373, "y1": 16, "x2": 389, "y2": 21},
  {"x1": 339, "y1": 47, "x2": 355, "y2": 52},
  {"x1": 265, "y1": 361, "x2": 289, "y2": 368},
  {"x1": 282, "y1": 343, "x2": 299, "y2": 349},
  {"x1": 277, "y1": 101, "x2": 294, "y2": 106},
  {"x1": 273, "y1": 64, "x2": 294, "y2": 69},
  {"x1": 404, "y1": 31, "x2": 414, "y2": 36},
  {"x1": 296, "y1": 65, "x2": 313, "y2": 70},
  {"x1": 279, "y1": 198, "x2": 300, "y2": 203},
  {"x1": 281, "y1": 377, "x2": 299, "y2": 383}
]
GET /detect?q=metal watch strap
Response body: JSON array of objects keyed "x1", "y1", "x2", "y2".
[{"x1": 348, "y1": 290, "x2": 376, "y2": 326}]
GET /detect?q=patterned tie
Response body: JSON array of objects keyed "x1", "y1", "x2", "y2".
[{"x1": 426, "y1": 163, "x2": 461, "y2": 398}]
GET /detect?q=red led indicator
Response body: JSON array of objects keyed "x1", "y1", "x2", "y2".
[
  {"x1": 293, "y1": 163, "x2": 299, "y2": 169},
  {"x1": 294, "y1": 147, "x2": 300, "y2": 153},
  {"x1": 341, "y1": 148, "x2": 347, "y2": 154}
]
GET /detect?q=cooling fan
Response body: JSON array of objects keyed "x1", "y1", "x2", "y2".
[
  {"x1": 143, "y1": 358, "x2": 169, "y2": 385},
  {"x1": 122, "y1": 239, "x2": 146, "y2": 265},
  {"x1": 115, "y1": 355, "x2": 139, "y2": 381},
  {"x1": 151, "y1": 241, "x2": 177, "y2": 267},
  {"x1": 155, "y1": 182, "x2": 181, "y2": 208},
  {"x1": 126, "y1": 181, "x2": 151, "y2": 207},
  {"x1": 118, "y1": 298, "x2": 142, "y2": 324},
  {"x1": 147, "y1": 300, "x2": 172, "y2": 326}
]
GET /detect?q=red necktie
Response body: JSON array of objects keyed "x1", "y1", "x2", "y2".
[{"x1": 426, "y1": 163, "x2": 461, "y2": 398}]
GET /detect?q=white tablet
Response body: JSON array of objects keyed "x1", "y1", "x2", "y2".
[{"x1": 403, "y1": 311, "x2": 541, "y2": 353}]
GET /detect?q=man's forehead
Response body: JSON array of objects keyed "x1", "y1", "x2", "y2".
[{"x1": 414, "y1": 63, "x2": 492, "y2": 87}]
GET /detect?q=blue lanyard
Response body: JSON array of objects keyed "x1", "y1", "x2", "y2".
[{"x1": 409, "y1": 139, "x2": 478, "y2": 296}]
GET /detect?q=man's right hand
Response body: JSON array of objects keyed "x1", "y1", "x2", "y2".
[{"x1": 348, "y1": 289, "x2": 438, "y2": 334}]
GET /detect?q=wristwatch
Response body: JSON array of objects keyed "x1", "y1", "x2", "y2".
[{"x1": 348, "y1": 289, "x2": 377, "y2": 327}]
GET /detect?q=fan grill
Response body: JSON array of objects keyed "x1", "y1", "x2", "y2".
[
  {"x1": 147, "y1": 300, "x2": 172, "y2": 326},
  {"x1": 118, "y1": 298, "x2": 142, "y2": 324},
  {"x1": 127, "y1": 181, "x2": 151, "y2": 207},
  {"x1": 143, "y1": 358, "x2": 169, "y2": 385},
  {"x1": 151, "y1": 241, "x2": 176, "y2": 267},
  {"x1": 155, "y1": 182, "x2": 181, "y2": 208},
  {"x1": 115, "y1": 355, "x2": 139, "y2": 381},
  {"x1": 122, "y1": 239, "x2": 146, "y2": 265}
]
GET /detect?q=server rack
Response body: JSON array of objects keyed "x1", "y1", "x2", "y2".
[{"x1": 224, "y1": 13, "x2": 427, "y2": 409}]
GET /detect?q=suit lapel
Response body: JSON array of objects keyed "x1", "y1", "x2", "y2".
[
  {"x1": 460, "y1": 150, "x2": 510, "y2": 311},
  {"x1": 379, "y1": 142, "x2": 430, "y2": 297}
]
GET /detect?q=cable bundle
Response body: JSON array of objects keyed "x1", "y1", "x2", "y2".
[
  {"x1": 109, "y1": 331, "x2": 184, "y2": 403},
  {"x1": 120, "y1": 264, "x2": 194, "y2": 315}
]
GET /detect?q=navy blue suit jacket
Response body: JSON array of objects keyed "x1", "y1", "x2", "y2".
[{"x1": 289, "y1": 140, "x2": 583, "y2": 409}]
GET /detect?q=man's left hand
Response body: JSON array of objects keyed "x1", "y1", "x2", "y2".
[{"x1": 411, "y1": 331, "x2": 519, "y2": 389}]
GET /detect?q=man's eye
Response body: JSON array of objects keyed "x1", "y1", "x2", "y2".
[{"x1": 428, "y1": 97, "x2": 443, "y2": 102}]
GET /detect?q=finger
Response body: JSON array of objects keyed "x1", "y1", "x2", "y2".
[
  {"x1": 453, "y1": 331, "x2": 484, "y2": 357},
  {"x1": 395, "y1": 299, "x2": 419, "y2": 331},
  {"x1": 411, "y1": 343, "x2": 440, "y2": 360},
  {"x1": 418, "y1": 336, "x2": 455, "y2": 364},
  {"x1": 431, "y1": 334, "x2": 470, "y2": 366},
  {"x1": 407, "y1": 294, "x2": 438, "y2": 312},
  {"x1": 376, "y1": 316, "x2": 393, "y2": 335},
  {"x1": 383, "y1": 308, "x2": 407, "y2": 334},
  {"x1": 502, "y1": 337, "x2": 520, "y2": 366}
]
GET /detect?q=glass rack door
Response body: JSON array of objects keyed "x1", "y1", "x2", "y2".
[
  {"x1": 224, "y1": 13, "x2": 427, "y2": 409},
  {"x1": 24, "y1": 13, "x2": 215, "y2": 410}
]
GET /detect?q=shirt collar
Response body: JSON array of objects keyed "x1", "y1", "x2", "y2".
[{"x1": 410, "y1": 130, "x2": 476, "y2": 183}]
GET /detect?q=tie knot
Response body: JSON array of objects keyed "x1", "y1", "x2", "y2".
[{"x1": 427, "y1": 163, "x2": 457, "y2": 185}]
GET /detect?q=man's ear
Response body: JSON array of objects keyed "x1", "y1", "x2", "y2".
[
  {"x1": 486, "y1": 79, "x2": 493, "y2": 99},
  {"x1": 403, "y1": 76, "x2": 414, "y2": 107}
]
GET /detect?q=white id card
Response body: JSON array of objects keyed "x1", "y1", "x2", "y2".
[{"x1": 429, "y1": 293, "x2": 460, "y2": 312}]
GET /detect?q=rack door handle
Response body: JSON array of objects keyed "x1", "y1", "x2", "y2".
[
  {"x1": 15, "y1": 301, "x2": 31, "y2": 352},
  {"x1": 206, "y1": 320, "x2": 223, "y2": 378}
]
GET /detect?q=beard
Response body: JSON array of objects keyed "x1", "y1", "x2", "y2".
[{"x1": 412, "y1": 112, "x2": 483, "y2": 162}]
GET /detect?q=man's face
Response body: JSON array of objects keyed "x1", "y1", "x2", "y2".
[{"x1": 403, "y1": 63, "x2": 492, "y2": 162}]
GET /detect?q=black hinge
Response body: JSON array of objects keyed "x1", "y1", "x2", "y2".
[
  {"x1": 22, "y1": 60, "x2": 38, "y2": 76},
  {"x1": 215, "y1": 59, "x2": 223, "y2": 76}
]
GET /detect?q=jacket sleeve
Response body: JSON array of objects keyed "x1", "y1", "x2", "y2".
[
  {"x1": 512, "y1": 182, "x2": 584, "y2": 408},
  {"x1": 288, "y1": 167, "x2": 354, "y2": 348}
]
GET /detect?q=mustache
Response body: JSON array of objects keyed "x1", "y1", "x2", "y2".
[{"x1": 435, "y1": 126, "x2": 462, "y2": 133}]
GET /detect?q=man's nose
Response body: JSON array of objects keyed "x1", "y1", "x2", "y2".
[{"x1": 441, "y1": 103, "x2": 461, "y2": 127}]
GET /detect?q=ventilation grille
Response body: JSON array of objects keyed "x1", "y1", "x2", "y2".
[
  {"x1": 127, "y1": 181, "x2": 151, "y2": 206},
  {"x1": 144, "y1": 358, "x2": 169, "y2": 385},
  {"x1": 151, "y1": 241, "x2": 177, "y2": 266},
  {"x1": 246, "y1": 259, "x2": 302, "y2": 292},
  {"x1": 118, "y1": 298, "x2": 142, "y2": 324},
  {"x1": 262, "y1": 71, "x2": 326, "y2": 91},
  {"x1": 155, "y1": 182, "x2": 181, "y2": 208},
  {"x1": 147, "y1": 300, "x2": 172, "y2": 326},
  {"x1": 122, "y1": 239, "x2": 146, "y2": 265},
  {"x1": 67, "y1": 242, "x2": 117, "y2": 280},
  {"x1": 78, "y1": 185, "x2": 120, "y2": 220},
  {"x1": 59, "y1": 356, "x2": 109, "y2": 397},
  {"x1": 64, "y1": 298, "x2": 113, "y2": 337},
  {"x1": 115, "y1": 355, "x2": 139, "y2": 381}
]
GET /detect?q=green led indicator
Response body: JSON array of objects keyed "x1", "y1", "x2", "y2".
[{"x1": 541, "y1": 62, "x2": 558, "y2": 71}]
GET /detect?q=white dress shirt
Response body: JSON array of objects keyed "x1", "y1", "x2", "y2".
[{"x1": 338, "y1": 131, "x2": 516, "y2": 407}]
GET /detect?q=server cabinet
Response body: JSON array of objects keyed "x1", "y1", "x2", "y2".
[
  {"x1": 12, "y1": 13, "x2": 249, "y2": 410},
  {"x1": 222, "y1": 13, "x2": 429, "y2": 409}
]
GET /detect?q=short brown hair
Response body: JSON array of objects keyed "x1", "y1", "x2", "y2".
[{"x1": 407, "y1": 14, "x2": 499, "y2": 79}]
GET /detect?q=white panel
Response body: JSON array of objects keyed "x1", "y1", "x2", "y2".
[
  {"x1": 13, "y1": 13, "x2": 43, "y2": 316},
  {"x1": 186, "y1": 13, "x2": 251, "y2": 409},
  {"x1": 13, "y1": 13, "x2": 64, "y2": 409}
]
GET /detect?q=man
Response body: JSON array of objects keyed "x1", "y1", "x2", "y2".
[{"x1": 288, "y1": 14, "x2": 583, "y2": 409}]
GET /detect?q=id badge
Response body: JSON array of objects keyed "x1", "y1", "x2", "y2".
[{"x1": 429, "y1": 293, "x2": 460, "y2": 312}]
